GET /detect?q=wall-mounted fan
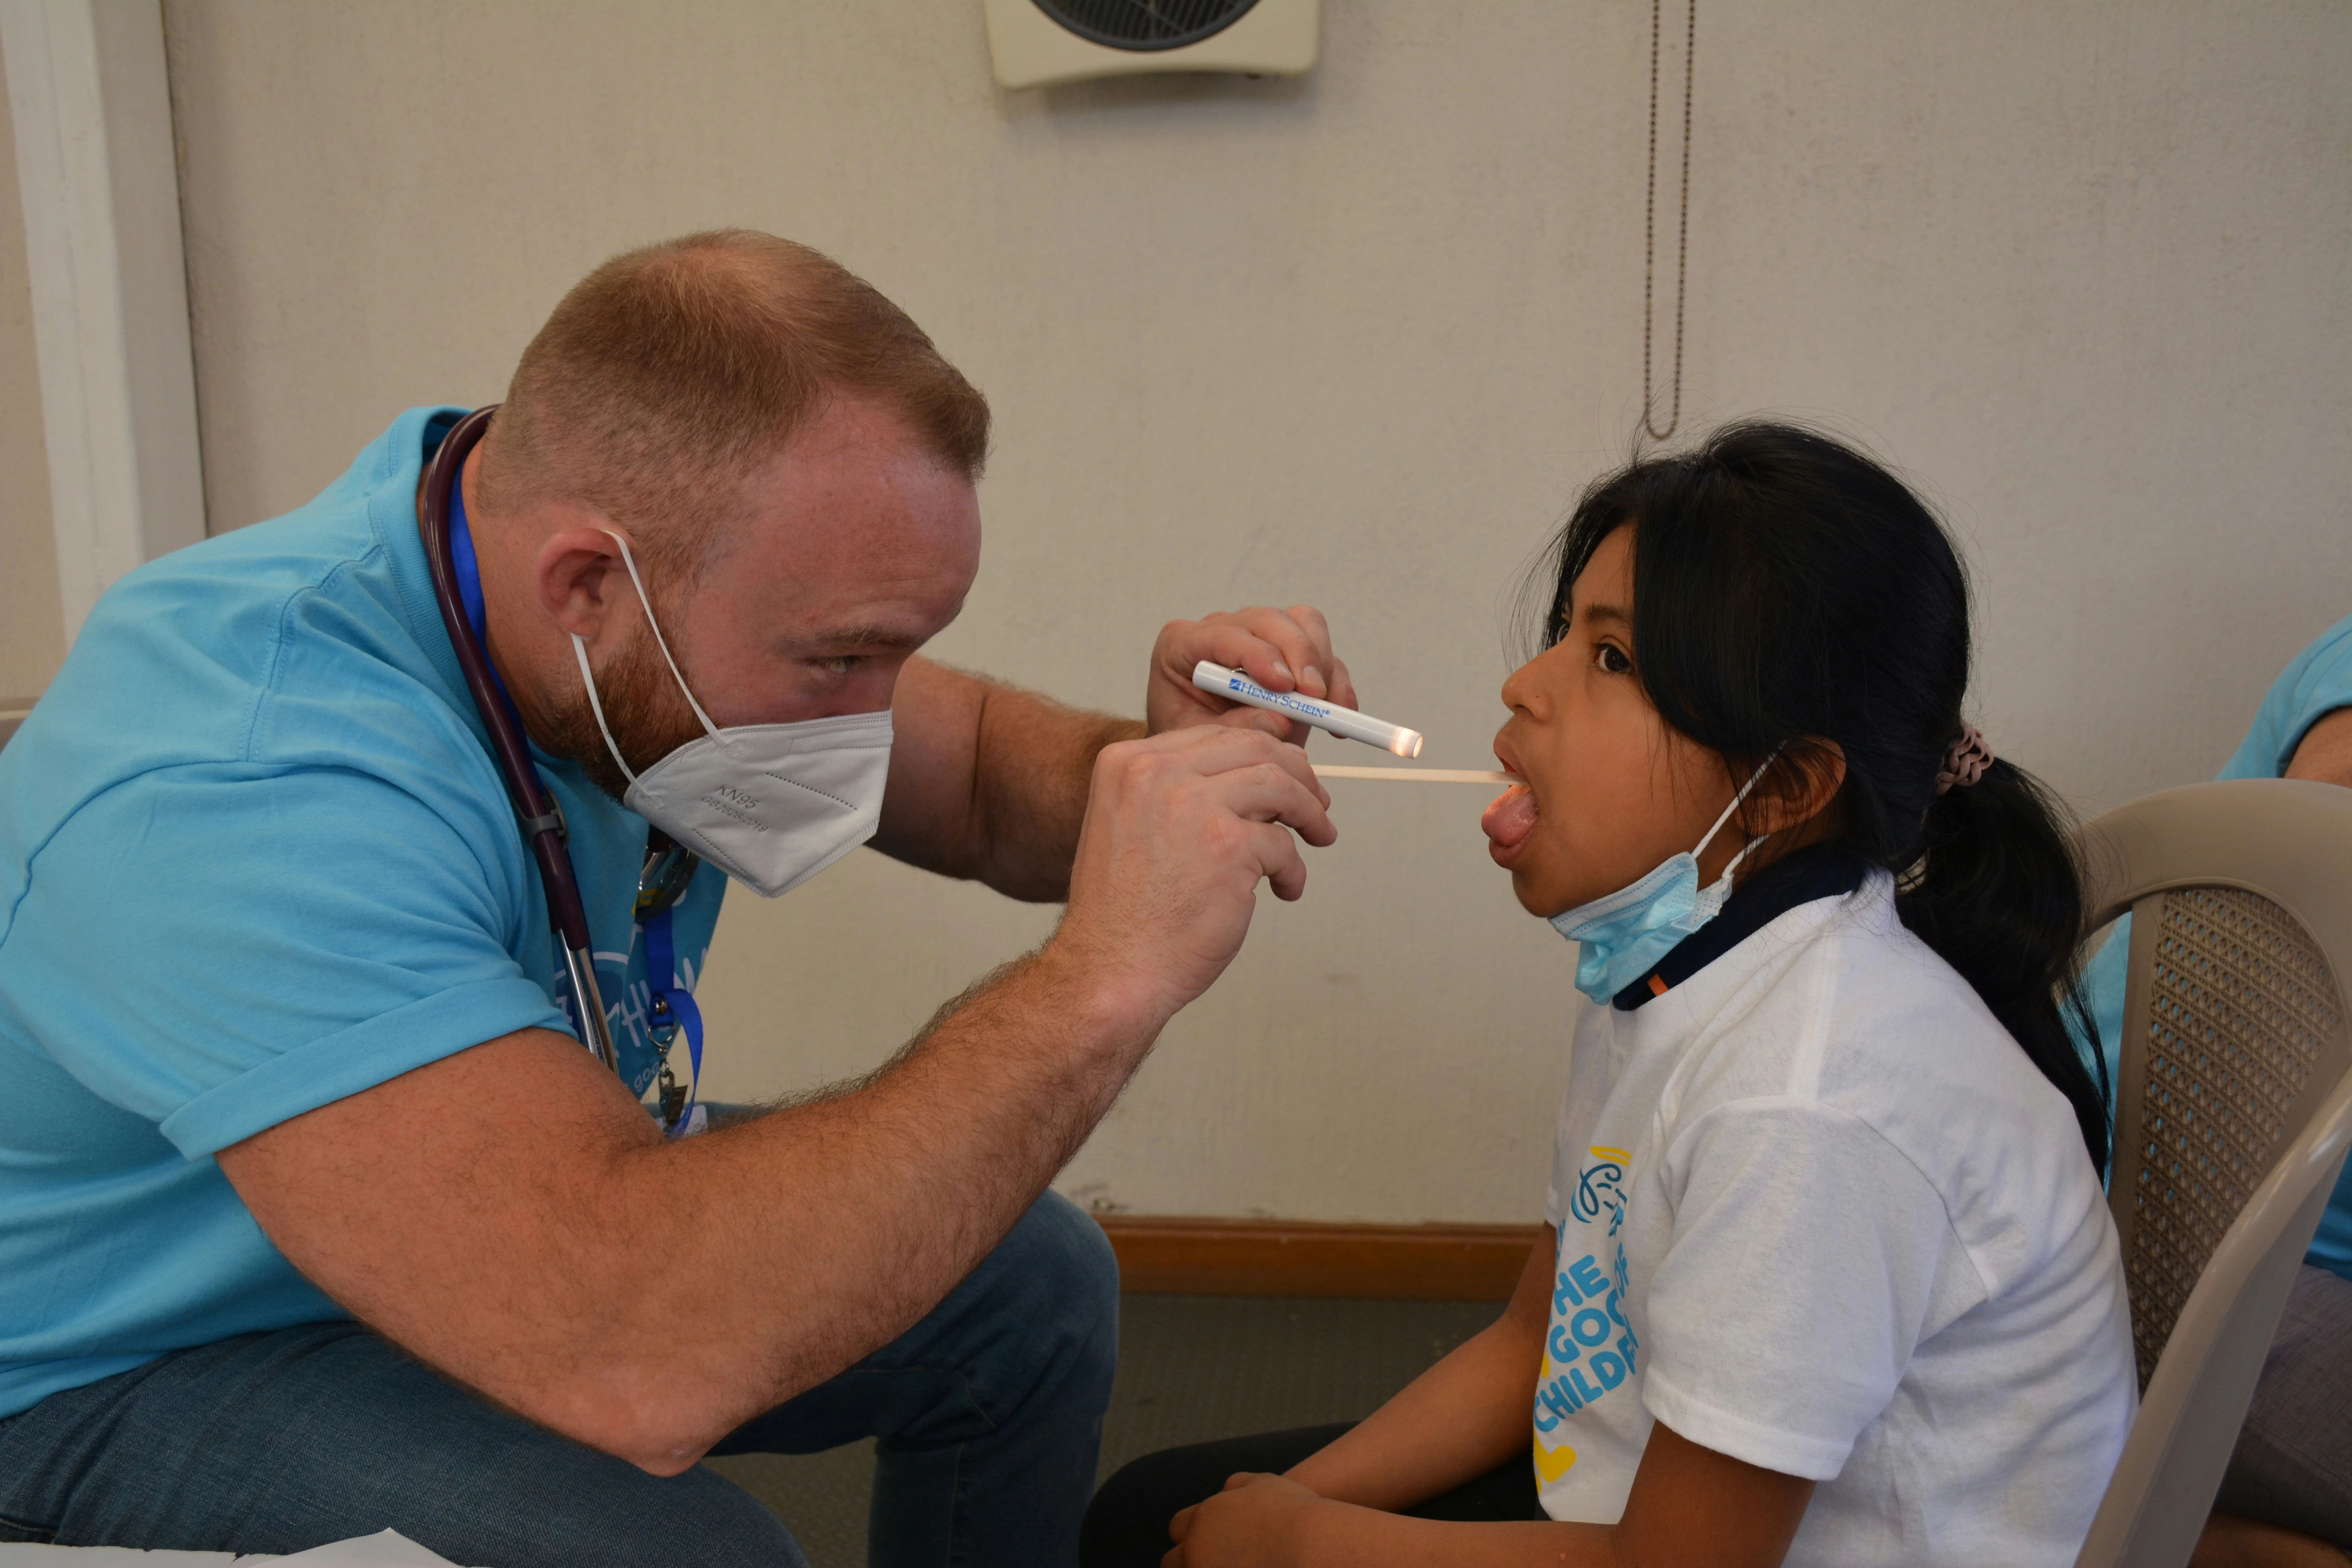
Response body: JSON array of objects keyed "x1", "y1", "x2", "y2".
[{"x1": 984, "y1": 0, "x2": 1318, "y2": 91}]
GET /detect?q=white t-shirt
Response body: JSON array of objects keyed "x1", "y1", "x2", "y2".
[{"x1": 1533, "y1": 871, "x2": 2135, "y2": 1565}]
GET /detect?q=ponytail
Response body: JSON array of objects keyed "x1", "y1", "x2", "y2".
[
  {"x1": 1902, "y1": 760, "x2": 2110, "y2": 1176},
  {"x1": 1534, "y1": 421, "x2": 2113, "y2": 1179}
]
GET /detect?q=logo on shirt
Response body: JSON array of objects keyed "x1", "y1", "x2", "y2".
[
  {"x1": 549, "y1": 938, "x2": 706, "y2": 1101},
  {"x1": 1532, "y1": 1241, "x2": 1642, "y2": 1488},
  {"x1": 1533, "y1": 1432, "x2": 1577, "y2": 1483},
  {"x1": 1569, "y1": 1145, "x2": 1630, "y2": 1235}
]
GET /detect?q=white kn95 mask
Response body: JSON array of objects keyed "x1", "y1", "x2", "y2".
[{"x1": 570, "y1": 530, "x2": 894, "y2": 899}]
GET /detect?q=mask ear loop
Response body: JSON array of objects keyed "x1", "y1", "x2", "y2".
[
  {"x1": 598, "y1": 528, "x2": 727, "y2": 743},
  {"x1": 570, "y1": 633, "x2": 640, "y2": 791},
  {"x1": 1693, "y1": 751, "x2": 1781, "y2": 888}
]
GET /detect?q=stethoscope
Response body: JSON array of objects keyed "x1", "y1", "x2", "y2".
[{"x1": 419, "y1": 406, "x2": 704, "y2": 1128}]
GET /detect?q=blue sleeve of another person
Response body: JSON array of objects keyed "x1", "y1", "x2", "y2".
[{"x1": 2079, "y1": 611, "x2": 2352, "y2": 1280}]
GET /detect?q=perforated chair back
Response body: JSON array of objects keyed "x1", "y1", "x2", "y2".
[{"x1": 2071, "y1": 779, "x2": 2352, "y2": 1568}]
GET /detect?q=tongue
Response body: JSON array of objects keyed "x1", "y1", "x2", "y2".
[{"x1": 1482, "y1": 784, "x2": 1539, "y2": 849}]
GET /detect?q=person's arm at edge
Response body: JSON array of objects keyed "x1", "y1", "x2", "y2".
[
  {"x1": 2284, "y1": 706, "x2": 2352, "y2": 787},
  {"x1": 219, "y1": 723, "x2": 1335, "y2": 1477},
  {"x1": 873, "y1": 609, "x2": 1360, "y2": 901}
]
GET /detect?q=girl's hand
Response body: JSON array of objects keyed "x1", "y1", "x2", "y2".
[{"x1": 1164, "y1": 1472, "x2": 1325, "y2": 1567}]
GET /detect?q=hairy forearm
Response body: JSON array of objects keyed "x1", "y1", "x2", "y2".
[
  {"x1": 236, "y1": 718, "x2": 1330, "y2": 1481},
  {"x1": 873, "y1": 657, "x2": 1139, "y2": 901},
  {"x1": 966, "y1": 683, "x2": 1140, "y2": 900},
  {"x1": 229, "y1": 944, "x2": 1158, "y2": 1476},
  {"x1": 552, "y1": 945, "x2": 1151, "y2": 1467}
]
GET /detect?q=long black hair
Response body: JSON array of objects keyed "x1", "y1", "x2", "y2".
[{"x1": 1532, "y1": 421, "x2": 2110, "y2": 1177}]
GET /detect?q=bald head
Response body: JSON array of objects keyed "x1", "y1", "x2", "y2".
[{"x1": 478, "y1": 230, "x2": 989, "y2": 577}]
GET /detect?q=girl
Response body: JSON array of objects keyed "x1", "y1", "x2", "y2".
[{"x1": 1083, "y1": 422, "x2": 2137, "y2": 1568}]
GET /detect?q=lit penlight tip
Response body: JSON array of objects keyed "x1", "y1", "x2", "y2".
[{"x1": 1390, "y1": 731, "x2": 1425, "y2": 759}]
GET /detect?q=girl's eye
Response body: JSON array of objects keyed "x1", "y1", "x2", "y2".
[{"x1": 1595, "y1": 643, "x2": 1635, "y2": 676}]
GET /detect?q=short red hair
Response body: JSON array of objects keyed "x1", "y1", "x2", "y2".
[{"x1": 481, "y1": 230, "x2": 988, "y2": 573}]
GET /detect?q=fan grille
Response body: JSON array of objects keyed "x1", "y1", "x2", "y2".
[{"x1": 1033, "y1": 0, "x2": 1261, "y2": 53}]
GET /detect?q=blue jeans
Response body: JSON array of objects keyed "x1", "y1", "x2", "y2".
[{"x1": 0, "y1": 1191, "x2": 1118, "y2": 1567}]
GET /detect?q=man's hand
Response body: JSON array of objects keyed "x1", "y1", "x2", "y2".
[
  {"x1": 1167, "y1": 1472, "x2": 1327, "y2": 1568},
  {"x1": 1048, "y1": 725, "x2": 1336, "y2": 1025},
  {"x1": 1149, "y1": 607, "x2": 1360, "y2": 742},
  {"x1": 874, "y1": 607, "x2": 1357, "y2": 900}
]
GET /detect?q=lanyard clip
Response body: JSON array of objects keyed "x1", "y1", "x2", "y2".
[
  {"x1": 518, "y1": 797, "x2": 568, "y2": 844},
  {"x1": 636, "y1": 832, "x2": 699, "y2": 917},
  {"x1": 658, "y1": 1063, "x2": 689, "y2": 1129}
]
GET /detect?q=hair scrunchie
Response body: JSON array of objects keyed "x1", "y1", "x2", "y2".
[{"x1": 1935, "y1": 723, "x2": 1994, "y2": 795}]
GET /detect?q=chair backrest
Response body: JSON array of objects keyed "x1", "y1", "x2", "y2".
[{"x1": 2072, "y1": 779, "x2": 2352, "y2": 1568}]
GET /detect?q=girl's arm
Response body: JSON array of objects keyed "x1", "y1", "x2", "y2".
[
  {"x1": 1167, "y1": 1229, "x2": 1816, "y2": 1567},
  {"x1": 1276, "y1": 1229, "x2": 1557, "y2": 1510},
  {"x1": 1171, "y1": 1420, "x2": 1813, "y2": 1568}
]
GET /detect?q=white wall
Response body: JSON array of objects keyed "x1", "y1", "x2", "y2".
[
  {"x1": 160, "y1": 1, "x2": 2352, "y2": 1223},
  {"x1": 2, "y1": 0, "x2": 206, "y2": 641},
  {"x1": 0, "y1": 34, "x2": 65, "y2": 706}
]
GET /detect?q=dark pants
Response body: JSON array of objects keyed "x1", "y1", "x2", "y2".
[
  {"x1": 2215, "y1": 1265, "x2": 2352, "y2": 1548},
  {"x1": 0, "y1": 1191, "x2": 1119, "y2": 1568},
  {"x1": 1080, "y1": 1423, "x2": 1540, "y2": 1567}
]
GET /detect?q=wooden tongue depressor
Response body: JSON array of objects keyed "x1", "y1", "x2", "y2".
[{"x1": 1312, "y1": 766, "x2": 1524, "y2": 784}]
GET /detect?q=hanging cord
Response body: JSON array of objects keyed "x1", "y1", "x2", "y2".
[{"x1": 1643, "y1": 0, "x2": 1696, "y2": 442}]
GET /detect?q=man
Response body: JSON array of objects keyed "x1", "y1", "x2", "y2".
[{"x1": 0, "y1": 231, "x2": 1357, "y2": 1566}]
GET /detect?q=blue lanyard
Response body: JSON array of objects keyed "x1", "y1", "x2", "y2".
[
  {"x1": 446, "y1": 479, "x2": 528, "y2": 746},
  {"x1": 642, "y1": 907, "x2": 705, "y2": 1138},
  {"x1": 448, "y1": 476, "x2": 704, "y2": 1137}
]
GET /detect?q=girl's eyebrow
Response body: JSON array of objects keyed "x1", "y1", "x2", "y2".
[{"x1": 1581, "y1": 603, "x2": 1632, "y2": 628}]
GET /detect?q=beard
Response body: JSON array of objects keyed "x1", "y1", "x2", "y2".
[{"x1": 535, "y1": 624, "x2": 706, "y2": 804}]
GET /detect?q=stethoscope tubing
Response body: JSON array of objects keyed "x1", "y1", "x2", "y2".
[{"x1": 418, "y1": 406, "x2": 620, "y2": 1074}]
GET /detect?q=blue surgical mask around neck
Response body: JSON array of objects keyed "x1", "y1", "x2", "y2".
[{"x1": 1548, "y1": 758, "x2": 1775, "y2": 1005}]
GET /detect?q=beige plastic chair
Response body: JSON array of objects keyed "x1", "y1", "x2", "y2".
[{"x1": 2071, "y1": 779, "x2": 2352, "y2": 1568}]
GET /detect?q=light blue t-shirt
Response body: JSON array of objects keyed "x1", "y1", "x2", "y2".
[
  {"x1": 2080, "y1": 612, "x2": 2352, "y2": 1281},
  {"x1": 0, "y1": 407, "x2": 725, "y2": 1418}
]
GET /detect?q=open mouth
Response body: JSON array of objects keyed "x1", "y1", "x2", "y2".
[{"x1": 1481, "y1": 741, "x2": 1538, "y2": 868}]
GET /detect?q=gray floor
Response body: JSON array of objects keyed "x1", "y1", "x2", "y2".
[{"x1": 702, "y1": 1294, "x2": 1499, "y2": 1566}]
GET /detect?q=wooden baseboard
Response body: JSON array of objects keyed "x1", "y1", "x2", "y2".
[{"x1": 1093, "y1": 1215, "x2": 1544, "y2": 1301}]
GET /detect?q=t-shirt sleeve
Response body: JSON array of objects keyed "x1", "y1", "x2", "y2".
[
  {"x1": 1637, "y1": 1096, "x2": 1979, "y2": 1481},
  {"x1": 2219, "y1": 611, "x2": 2352, "y2": 781},
  {"x1": 0, "y1": 760, "x2": 568, "y2": 1159},
  {"x1": 1544, "y1": 1088, "x2": 1577, "y2": 1230}
]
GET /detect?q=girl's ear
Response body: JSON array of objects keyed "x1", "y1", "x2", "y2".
[{"x1": 1744, "y1": 740, "x2": 1846, "y2": 837}]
